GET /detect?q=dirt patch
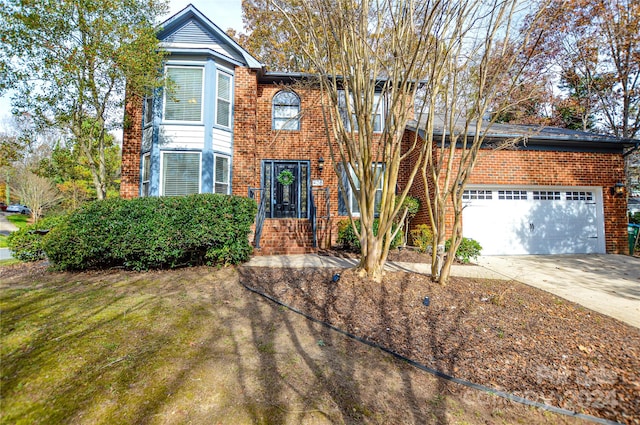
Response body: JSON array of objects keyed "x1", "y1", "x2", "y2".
[{"x1": 239, "y1": 266, "x2": 640, "y2": 424}]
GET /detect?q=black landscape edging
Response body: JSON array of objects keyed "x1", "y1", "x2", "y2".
[{"x1": 240, "y1": 280, "x2": 622, "y2": 425}]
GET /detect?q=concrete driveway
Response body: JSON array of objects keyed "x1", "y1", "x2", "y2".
[{"x1": 476, "y1": 255, "x2": 640, "y2": 329}]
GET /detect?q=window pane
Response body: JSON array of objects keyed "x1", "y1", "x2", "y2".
[
  {"x1": 142, "y1": 155, "x2": 150, "y2": 181},
  {"x1": 300, "y1": 164, "x2": 308, "y2": 216},
  {"x1": 264, "y1": 165, "x2": 271, "y2": 216},
  {"x1": 216, "y1": 72, "x2": 232, "y2": 127},
  {"x1": 214, "y1": 155, "x2": 229, "y2": 194},
  {"x1": 273, "y1": 91, "x2": 300, "y2": 130},
  {"x1": 338, "y1": 91, "x2": 383, "y2": 132},
  {"x1": 352, "y1": 189, "x2": 360, "y2": 214},
  {"x1": 217, "y1": 72, "x2": 231, "y2": 101},
  {"x1": 373, "y1": 114, "x2": 382, "y2": 132},
  {"x1": 216, "y1": 100, "x2": 230, "y2": 127},
  {"x1": 215, "y1": 156, "x2": 229, "y2": 183},
  {"x1": 144, "y1": 97, "x2": 153, "y2": 125},
  {"x1": 162, "y1": 152, "x2": 200, "y2": 196},
  {"x1": 141, "y1": 154, "x2": 150, "y2": 197},
  {"x1": 215, "y1": 183, "x2": 229, "y2": 193},
  {"x1": 165, "y1": 67, "x2": 203, "y2": 121}
]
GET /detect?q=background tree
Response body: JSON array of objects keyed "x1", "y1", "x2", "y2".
[
  {"x1": 37, "y1": 139, "x2": 121, "y2": 209},
  {"x1": 0, "y1": 0, "x2": 168, "y2": 200},
  {"x1": 523, "y1": 0, "x2": 640, "y2": 192},
  {"x1": 238, "y1": 0, "x2": 339, "y2": 72},
  {"x1": 11, "y1": 166, "x2": 62, "y2": 228}
]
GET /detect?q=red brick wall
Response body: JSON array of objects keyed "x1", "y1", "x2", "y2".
[
  {"x1": 122, "y1": 67, "x2": 627, "y2": 254},
  {"x1": 400, "y1": 141, "x2": 628, "y2": 254},
  {"x1": 232, "y1": 68, "x2": 351, "y2": 248},
  {"x1": 120, "y1": 93, "x2": 143, "y2": 199},
  {"x1": 232, "y1": 73, "x2": 334, "y2": 194},
  {"x1": 467, "y1": 149, "x2": 628, "y2": 253}
]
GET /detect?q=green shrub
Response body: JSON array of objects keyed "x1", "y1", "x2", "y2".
[
  {"x1": 410, "y1": 224, "x2": 433, "y2": 253},
  {"x1": 337, "y1": 218, "x2": 403, "y2": 251},
  {"x1": 8, "y1": 215, "x2": 68, "y2": 262},
  {"x1": 445, "y1": 237, "x2": 482, "y2": 263},
  {"x1": 42, "y1": 194, "x2": 257, "y2": 271},
  {"x1": 630, "y1": 212, "x2": 640, "y2": 224},
  {"x1": 398, "y1": 195, "x2": 420, "y2": 219}
]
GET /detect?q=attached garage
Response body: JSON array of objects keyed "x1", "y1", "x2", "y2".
[{"x1": 462, "y1": 186, "x2": 606, "y2": 255}]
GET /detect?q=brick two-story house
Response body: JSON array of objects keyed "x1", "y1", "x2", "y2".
[{"x1": 121, "y1": 4, "x2": 632, "y2": 256}]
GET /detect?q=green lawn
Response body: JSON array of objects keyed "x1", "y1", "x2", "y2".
[
  {"x1": 1, "y1": 266, "x2": 581, "y2": 425},
  {"x1": 6, "y1": 214, "x2": 29, "y2": 228},
  {"x1": 1, "y1": 269, "x2": 231, "y2": 425}
]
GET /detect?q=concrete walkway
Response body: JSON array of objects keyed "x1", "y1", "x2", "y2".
[
  {"x1": 246, "y1": 253, "x2": 640, "y2": 329},
  {"x1": 0, "y1": 212, "x2": 19, "y2": 235},
  {"x1": 245, "y1": 254, "x2": 507, "y2": 280},
  {"x1": 0, "y1": 213, "x2": 18, "y2": 260}
]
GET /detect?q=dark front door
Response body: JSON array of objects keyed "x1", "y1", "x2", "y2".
[
  {"x1": 263, "y1": 160, "x2": 309, "y2": 219},
  {"x1": 273, "y1": 163, "x2": 298, "y2": 218}
]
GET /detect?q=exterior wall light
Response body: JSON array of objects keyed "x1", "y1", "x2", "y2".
[
  {"x1": 612, "y1": 182, "x2": 626, "y2": 197},
  {"x1": 318, "y1": 156, "x2": 325, "y2": 173}
]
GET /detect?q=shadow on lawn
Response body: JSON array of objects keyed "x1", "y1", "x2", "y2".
[
  {"x1": 235, "y1": 267, "x2": 442, "y2": 424},
  {"x1": 2, "y1": 265, "x2": 594, "y2": 424},
  {"x1": 1, "y1": 274, "x2": 226, "y2": 424}
]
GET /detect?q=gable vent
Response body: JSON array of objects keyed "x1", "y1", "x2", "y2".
[{"x1": 165, "y1": 20, "x2": 221, "y2": 45}]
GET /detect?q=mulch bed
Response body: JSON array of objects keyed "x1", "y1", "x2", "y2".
[{"x1": 239, "y1": 261, "x2": 640, "y2": 425}]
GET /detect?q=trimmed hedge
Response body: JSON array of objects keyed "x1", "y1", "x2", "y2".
[
  {"x1": 337, "y1": 218, "x2": 403, "y2": 251},
  {"x1": 42, "y1": 194, "x2": 257, "y2": 271},
  {"x1": 7, "y1": 215, "x2": 68, "y2": 262}
]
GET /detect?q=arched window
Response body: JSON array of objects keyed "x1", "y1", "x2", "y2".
[{"x1": 272, "y1": 90, "x2": 300, "y2": 130}]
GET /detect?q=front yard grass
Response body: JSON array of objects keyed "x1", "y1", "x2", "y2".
[
  {"x1": 1, "y1": 263, "x2": 588, "y2": 425},
  {"x1": 5, "y1": 214, "x2": 29, "y2": 229}
]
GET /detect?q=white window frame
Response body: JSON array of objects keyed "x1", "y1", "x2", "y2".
[
  {"x1": 272, "y1": 90, "x2": 301, "y2": 130},
  {"x1": 163, "y1": 65, "x2": 205, "y2": 123},
  {"x1": 213, "y1": 154, "x2": 231, "y2": 194},
  {"x1": 215, "y1": 70, "x2": 232, "y2": 128},
  {"x1": 348, "y1": 163, "x2": 384, "y2": 216},
  {"x1": 141, "y1": 153, "x2": 151, "y2": 197},
  {"x1": 338, "y1": 91, "x2": 384, "y2": 133},
  {"x1": 160, "y1": 151, "x2": 202, "y2": 196}
]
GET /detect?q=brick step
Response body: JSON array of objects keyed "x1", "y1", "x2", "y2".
[{"x1": 252, "y1": 218, "x2": 317, "y2": 256}]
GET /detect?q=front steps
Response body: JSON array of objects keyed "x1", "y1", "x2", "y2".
[{"x1": 253, "y1": 219, "x2": 317, "y2": 255}]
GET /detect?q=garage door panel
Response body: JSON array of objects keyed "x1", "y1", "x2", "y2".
[{"x1": 462, "y1": 188, "x2": 604, "y2": 255}]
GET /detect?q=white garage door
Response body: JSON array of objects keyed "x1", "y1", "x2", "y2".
[{"x1": 462, "y1": 187, "x2": 605, "y2": 255}]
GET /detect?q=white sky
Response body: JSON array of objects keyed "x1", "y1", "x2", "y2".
[{"x1": 0, "y1": 0, "x2": 244, "y2": 131}]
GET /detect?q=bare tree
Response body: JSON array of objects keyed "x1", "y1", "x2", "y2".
[
  {"x1": 274, "y1": 0, "x2": 441, "y2": 279},
  {"x1": 416, "y1": 2, "x2": 553, "y2": 283},
  {"x1": 276, "y1": 0, "x2": 550, "y2": 282},
  {"x1": 12, "y1": 167, "x2": 62, "y2": 227}
]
